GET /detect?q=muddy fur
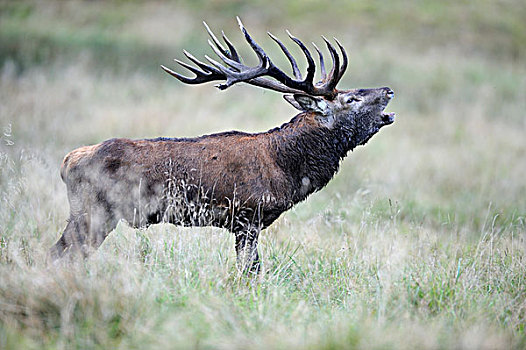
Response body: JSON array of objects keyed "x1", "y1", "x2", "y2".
[{"x1": 50, "y1": 87, "x2": 395, "y2": 273}]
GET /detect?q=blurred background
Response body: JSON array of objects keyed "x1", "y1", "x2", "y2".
[
  {"x1": 1, "y1": 1, "x2": 525, "y2": 348},
  {"x1": 1, "y1": 0, "x2": 524, "y2": 228}
]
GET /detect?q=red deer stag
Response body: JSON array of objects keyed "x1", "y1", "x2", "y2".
[{"x1": 50, "y1": 18, "x2": 395, "y2": 273}]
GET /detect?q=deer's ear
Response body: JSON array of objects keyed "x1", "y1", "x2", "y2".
[{"x1": 284, "y1": 94, "x2": 328, "y2": 114}]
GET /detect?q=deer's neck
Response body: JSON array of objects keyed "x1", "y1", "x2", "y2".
[{"x1": 271, "y1": 113, "x2": 355, "y2": 203}]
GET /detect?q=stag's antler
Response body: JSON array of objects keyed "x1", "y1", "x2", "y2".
[{"x1": 161, "y1": 17, "x2": 348, "y2": 99}]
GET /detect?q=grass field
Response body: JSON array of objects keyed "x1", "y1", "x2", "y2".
[{"x1": 1, "y1": 1, "x2": 525, "y2": 349}]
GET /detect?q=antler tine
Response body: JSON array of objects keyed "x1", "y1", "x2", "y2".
[
  {"x1": 207, "y1": 39, "x2": 245, "y2": 71},
  {"x1": 163, "y1": 17, "x2": 348, "y2": 96},
  {"x1": 202, "y1": 55, "x2": 236, "y2": 90},
  {"x1": 173, "y1": 58, "x2": 209, "y2": 76},
  {"x1": 161, "y1": 64, "x2": 219, "y2": 84},
  {"x1": 183, "y1": 50, "x2": 217, "y2": 73},
  {"x1": 203, "y1": 54, "x2": 233, "y2": 73},
  {"x1": 322, "y1": 36, "x2": 340, "y2": 91},
  {"x1": 204, "y1": 54, "x2": 270, "y2": 90},
  {"x1": 161, "y1": 48, "x2": 225, "y2": 85},
  {"x1": 268, "y1": 32, "x2": 302, "y2": 80},
  {"x1": 311, "y1": 42, "x2": 326, "y2": 83},
  {"x1": 334, "y1": 37, "x2": 348, "y2": 82},
  {"x1": 221, "y1": 30, "x2": 241, "y2": 62},
  {"x1": 204, "y1": 22, "x2": 245, "y2": 72},
  {"x1": 160, "y1": 65, "x2": 190, "y2": 83},
  {"x1": 204, "y1": 21, "x2": 244, "y2": 66},
  {"x1": 195, "y1": 18, "x2": 274, "y2": 89},
  {"x1": 212, "y1": 17, "x2": 308, "y2": 91},
  {"x1": 286, "y1": 30, "x2": 315, "y2": 86},
  {"x1": 236, "y1": 17, "x2": 268, "y2": 66},
  {"x1": 203, "y1": 22, "x2": 228, "y2": 57}
]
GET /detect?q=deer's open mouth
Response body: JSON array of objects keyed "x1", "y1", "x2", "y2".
[
  {"x1": 380, "y1": 112, "x2": 395, "y2": 126},
  {"x1": 377, "y1": 89, "x2": 395, "y2": 127}
]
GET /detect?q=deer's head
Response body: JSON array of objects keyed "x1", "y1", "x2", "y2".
[
  {"x1": 284, "y1": 87, "x2": 394, "y2": 146},
  {"x1": 162, "y1": 17, "x2": 395, "y2": 146}
]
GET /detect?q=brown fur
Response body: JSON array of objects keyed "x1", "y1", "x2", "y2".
[{"x1": 51, "y1": 87, "x2": 395, "y2": 273}]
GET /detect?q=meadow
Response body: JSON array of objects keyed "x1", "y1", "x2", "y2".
[{"x1": 1, "y1": 1, "x2": 525, "y2": 349}]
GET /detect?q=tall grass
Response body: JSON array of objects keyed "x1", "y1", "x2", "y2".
[{"x1": 1, "y1": 1, "x2": 525, "y2": 349}]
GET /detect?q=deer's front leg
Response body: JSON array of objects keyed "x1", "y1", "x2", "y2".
[{"x1": 234, "y1": 226, "x2": 261, "y2": 275}]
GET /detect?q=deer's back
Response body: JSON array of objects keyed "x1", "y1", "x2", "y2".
[{"x1": 61, "y1": 133, "x2": 292, "y2": 216}]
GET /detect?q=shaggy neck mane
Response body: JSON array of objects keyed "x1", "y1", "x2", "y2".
[{"x1": 270, "y1": 112, "x2": 356, "y2": 203}]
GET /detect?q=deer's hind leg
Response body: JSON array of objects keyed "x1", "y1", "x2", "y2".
[
  {"x1": 49, "y1": 212, "x2": 90, "y2": 260},
  {"x1": 50, "y1": 184, "x2": 117, "y2": 260},
  {"x1": 87, "y1": 196, "x2": 118, "y2": 250}
]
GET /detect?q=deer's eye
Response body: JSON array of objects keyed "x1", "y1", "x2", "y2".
[{"x1": 346, "y1": 96, "x2": 362, "y2": 104}]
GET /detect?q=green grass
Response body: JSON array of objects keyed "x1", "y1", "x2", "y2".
[{"x1": 1, "y1": 1, "x2": 525, "y2": 349}]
